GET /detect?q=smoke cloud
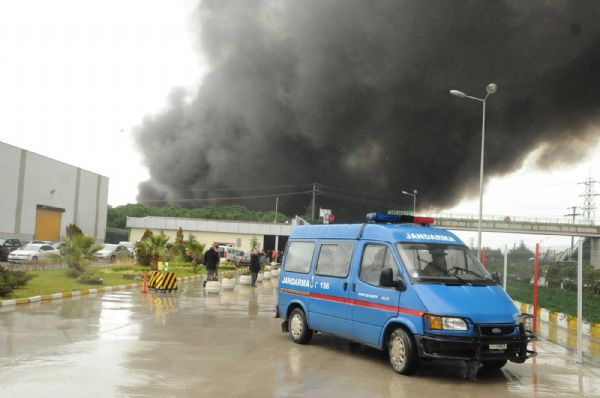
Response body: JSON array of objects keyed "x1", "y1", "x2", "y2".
[{"x1": 135, "y1": 0, "x2": 600, "y2": 220}]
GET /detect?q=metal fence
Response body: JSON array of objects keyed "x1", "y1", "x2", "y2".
[{"x1": 488, "y1": 242, "x2": 600, "y2": 364}]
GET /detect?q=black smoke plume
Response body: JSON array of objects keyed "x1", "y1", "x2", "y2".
[{"x1": 135, "y1": 0, "x2": 600, "y2": 221}]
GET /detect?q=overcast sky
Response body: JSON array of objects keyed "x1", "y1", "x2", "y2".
[{"x1": 2, "y1": 1, "x2": 599, "y2": 251}]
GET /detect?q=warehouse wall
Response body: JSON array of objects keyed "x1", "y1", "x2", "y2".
[
  {"x1": 0, "y1": 141, "x2": 108, "y2": 242},
  {"x1": 0, "y1": 145, "x2": 20, "y2": 235},
  {"x1": 129, "y1": 228, "x2": 265, "y2": 253}
]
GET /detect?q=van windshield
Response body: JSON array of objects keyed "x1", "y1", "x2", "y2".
[{"x1": 395, "y1": 243, "x2": 495, "y2": 286}]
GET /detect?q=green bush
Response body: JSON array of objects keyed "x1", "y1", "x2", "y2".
[
  {"x1": 0, "y1": 268, "x2": 34, "y2": 297},
  {"x1": 76, "y1": 270, "x2": 104, "y2": 285},
  {"x1": 62, "y1": 233, "x2": 101, "y2": 276},
  {"x1": 110, "y1": 265, "x2": 150, "y2": 272}
]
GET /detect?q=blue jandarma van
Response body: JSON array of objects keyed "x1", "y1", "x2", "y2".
[{"x1": 276, "y1": 213, "x2": 535, "y2": 374}]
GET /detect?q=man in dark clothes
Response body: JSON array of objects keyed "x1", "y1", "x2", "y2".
[
  {"x1": 250, "y1": 249, "x2": 261, "y2": 287},
  {"x1": 203, "y1": 244, "x2": 220, "y2": 287},
  {"x1": 423, "y1": 249, "x2": 448, "y2": 276}
]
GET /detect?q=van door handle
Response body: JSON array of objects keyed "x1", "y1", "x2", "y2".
[
  {"x1": 352, "y1": 283, "x2": 356, "y2": 292},
  {"x1": 343, "y1": 282, "x2": 348, "y2": 291}
]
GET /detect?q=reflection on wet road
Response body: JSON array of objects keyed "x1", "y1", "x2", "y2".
[{"x1": 1, "y1": 278, "x2": 598, "y2": 397}]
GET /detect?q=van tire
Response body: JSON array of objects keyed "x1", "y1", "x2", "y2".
[
  {"x1": 481, "y1": 359, "x2": 507, "y2": 369},
  {"x1": 288, "y1": 308, "x2": 312, "y2": 344},
  {"x1": 388, "y1": 328, "x2": 419, "y2": 375}
]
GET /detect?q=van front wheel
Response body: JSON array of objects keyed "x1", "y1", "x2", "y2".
[
  {"x1": 388, "y1": 328, "x2": 419, "y2": 375},
  {"x1": 288, "y1": 308, "x2": 312, "y2": 344}
]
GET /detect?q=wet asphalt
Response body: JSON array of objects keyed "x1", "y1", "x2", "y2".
[{"x1": 1, "y1": 277, "x2": 599, "y2": 397}]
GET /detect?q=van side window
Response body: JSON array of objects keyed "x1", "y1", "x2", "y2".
[
  {"x1": 283, "y1": 241, "x2": 315, "y2": 274},
  {"x1": 359, "y1": 245, "x2": 398, "y2": 286},
  {"x1": 315, "y1": 243, "x2": 354, "y2": 277}
]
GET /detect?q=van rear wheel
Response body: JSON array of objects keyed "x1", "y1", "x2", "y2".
[
  {"x1": 288, "y1": 308, "x2": 312, "y2": 344},
  {"x1": 388, "y1": 328, "x2": 419, "y2": 375}
]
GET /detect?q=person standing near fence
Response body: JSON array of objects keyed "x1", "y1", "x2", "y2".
[
  {"x1": 203, "y1": 244, "x2": 220, "y2": 287},
  {"x1": 250, "y1": 249, "x2": 261, "y2": 287}
]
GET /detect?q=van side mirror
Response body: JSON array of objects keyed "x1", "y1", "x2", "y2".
[
  {"x1": 379, "y1": 268, "x2": 406, "y2": 291},
  {"x1": 395, "y1": 278, "x2": 407, "y2": 291}
]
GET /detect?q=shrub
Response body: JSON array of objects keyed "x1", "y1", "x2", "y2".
[
  {"x1": 110, "y1": 265, "x2": 150, "y2": 272},
  {"x1": 62, "y1": 233, "x2": 101, "y2": 276},
  {"x1": 0, "y1": 268, "x2": 33, "y2": 297},
  {"x1": 135, "y1": 229, "x2": 154, "y2": 266},
  {"x1": 135, "y1": 232, "x2": 169, "y2": 269},
  {"x1": 76, "y1": 270, "x2": 104, "y2": 285}
]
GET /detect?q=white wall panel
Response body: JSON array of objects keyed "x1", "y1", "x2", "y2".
[{"x1": 0, "y1": 144, "x2": 20, "y2": 234}]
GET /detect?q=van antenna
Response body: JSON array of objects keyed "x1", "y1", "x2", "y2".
[{"x1": 355, "y1": 223, "x2": 368, "y2": 240}]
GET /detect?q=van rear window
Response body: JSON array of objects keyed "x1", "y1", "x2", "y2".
[{"x1": 283, "y1": 241, "x2": 315, "y2": 274}]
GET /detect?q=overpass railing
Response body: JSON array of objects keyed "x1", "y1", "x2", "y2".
[{"x1": 388, "y1": 210, "x2": 598, "y2": 227}]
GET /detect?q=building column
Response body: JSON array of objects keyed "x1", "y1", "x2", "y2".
[
  {"x1": 14, "y1": 149, "x2": 27, "y2": 235},
  {"x1": 591, "y1": 237, "x2": 600, "y2": 270}
]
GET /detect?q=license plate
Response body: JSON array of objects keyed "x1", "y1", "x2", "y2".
[{"x1": 489, "y1": 344, "x2": 507, "y2": 350}]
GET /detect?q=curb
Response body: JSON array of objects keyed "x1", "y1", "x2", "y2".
[
  {"x1": 513, "y1": 300, "x2": 600, "y2": 339},
  {"x1": 0, "y1": 274, "x2": 203, "y2": 308}
]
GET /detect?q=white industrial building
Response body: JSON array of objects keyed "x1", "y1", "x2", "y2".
[{"x1": 0, "y1": 141, "x2": 109, "y2": 242}]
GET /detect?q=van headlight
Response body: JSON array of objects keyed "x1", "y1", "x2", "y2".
[
  {"x1": 516, "y1": 313, "x2": 534, "y2": 333},
  {"x1": 425, "y1": 314, "x2": 468, "y2": 331}
]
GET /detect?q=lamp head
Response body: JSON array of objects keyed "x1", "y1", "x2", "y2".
[
  {"x1": 486, "y1": 83, "x2": 497, "y2": 95},
  {"x1": 450, "y1": 90, "x2": 467, "y2": 98}
]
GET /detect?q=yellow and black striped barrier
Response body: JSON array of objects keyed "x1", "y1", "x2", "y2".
[
  {"x1": 148, "y1": 271, "x2": 161, "y2": 289},
  {"x1": 153, "y1": 271, "x2": 178, "y2": 292}
]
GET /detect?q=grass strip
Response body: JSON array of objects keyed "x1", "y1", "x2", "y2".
[
  {"x1": 2, "y1": 266, "x2": 201, "y2": 300},
  {"x1": 507, "y1": 280, "x2": 600, "y2": 324}
]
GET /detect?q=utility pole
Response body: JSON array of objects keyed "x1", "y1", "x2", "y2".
[
  {"x1": 274, "y1": 196, "x2": 279, "y2": 253},
  {"x1": 312, "y1": 183, "x2": 316, "y2": 223},
  {"x1": 564, "y1": 206, "x2": 581, "y2": 256}
]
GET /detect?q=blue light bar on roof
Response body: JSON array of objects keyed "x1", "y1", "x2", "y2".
[{"x1": 366, "y1": 213, "x2": 434, "y2": 225}]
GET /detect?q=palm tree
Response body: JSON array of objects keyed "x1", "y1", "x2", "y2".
[
  {"x1": 145, "y1": 234, "x2": 170, "y2": 270},
  {"x1": 62, "y1": 234, "x2": 101, "y2": 276}
]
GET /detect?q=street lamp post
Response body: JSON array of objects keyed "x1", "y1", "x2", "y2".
[
  {"x1": 450, "y1": 83, "x2": 497, "y2": 261},
  {"x1": 401, "y1": 189, "x2": 418, "y2": 213}
]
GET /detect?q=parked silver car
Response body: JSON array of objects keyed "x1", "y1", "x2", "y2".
[
  {"x1": 8, "y1": 243, "x2": 61, "y2": 263},
  {"x1": 95, "y1": 244, "x2": 131, "y2": 262}
]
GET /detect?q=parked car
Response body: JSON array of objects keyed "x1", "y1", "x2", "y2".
[
  {"x1": 95, "y1": 244, "x2": 130, "y2": 262},
  {"x1": 8, "y1": 243, "x2": 60, "y2": 263},
  {"x1": 218, "y1": 245, "x2": 242, "y2": 265},
  {"x1": 52, "y1": 242, "x2": 65, "y2": 255},
  {"x1": 0, "y1": 239, "x2": 22, "y2": 261},
  {"x1": 118, "y1": 241, "x2": 135, "y2": 257},
  {"x1": 239, "y1": 252, "x2": 270, "y2": 267}
]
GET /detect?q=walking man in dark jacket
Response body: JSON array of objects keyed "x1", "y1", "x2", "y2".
[
  {"x1": 250, "y1": 249, "x2": 261, "y2": 287},
  {"x1": 203, "y1": 244, "x2": 220, "y2": 287}
]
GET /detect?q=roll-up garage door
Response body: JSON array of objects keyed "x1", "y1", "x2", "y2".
[{"x1": 34, "y1": 206, "x2": 63, "y2": 241}]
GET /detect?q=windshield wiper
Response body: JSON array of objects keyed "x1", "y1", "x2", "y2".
[
  {"x1": 449, "y1": 267, "x2": 497, "y2": 284},
  {"x1": 445, "y1": 272, "x2": 471, "y2": 286}
]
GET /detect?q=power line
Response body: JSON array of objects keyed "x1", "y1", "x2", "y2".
[
  {"x1": 168, "y1": 183, "x2": 314, "y2": 193},
  {"x1": 141, "y1": 190, "x2": 314, "y2": 203}
]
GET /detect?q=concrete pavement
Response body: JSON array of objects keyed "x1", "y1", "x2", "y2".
[{"x1": 1, "y1": 278, "x2": 599, "y2": 397}]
